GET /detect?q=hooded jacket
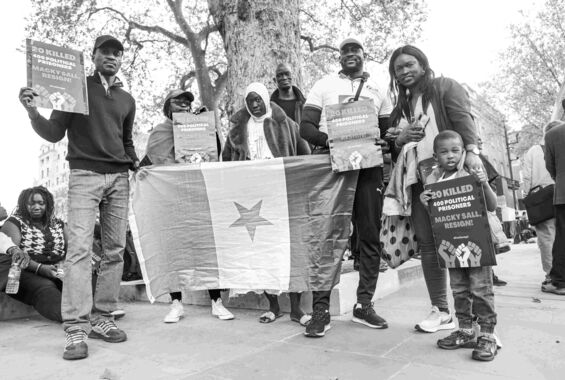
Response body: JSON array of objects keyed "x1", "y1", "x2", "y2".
[{"x1": 222, "y1": 101, "x2": 311, "y2": 161}]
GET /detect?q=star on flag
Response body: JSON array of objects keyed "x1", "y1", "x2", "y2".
[{"x1": 229, "y1": 200, "x2": 273, "y2": 241}]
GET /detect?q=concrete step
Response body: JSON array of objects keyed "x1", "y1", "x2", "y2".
[
  {"x1": 1, "y1": 259, "x2": 423, "y2": 320},
  {"x1": 0, "y1": 293, "x2": 38, "y2": 321},
  {"x1": 119, "y1": 259, "x2": 424, "y2": 316}
]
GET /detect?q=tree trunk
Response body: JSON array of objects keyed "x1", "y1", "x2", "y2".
[
  {"x1": 551, "y1": 81, "x2": 565, "y2": 121},
  {"x1": 209, "y1": 0, "x2": 302, "y2": 117}
]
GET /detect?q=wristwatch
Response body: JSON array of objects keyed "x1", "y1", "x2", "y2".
[{"x1": 466, "y1": 146, "x2": 480, "y2": 155}]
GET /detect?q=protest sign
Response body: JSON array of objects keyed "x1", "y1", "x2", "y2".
[
  {"x1": 326, "y1": 99, "x2": 382, "y2": 172},
  {"x1": 172, "y1": 111, "x2": 218, "y2": 163},
  {"x1": 425, "y1": 175, "x2": 496, "y2": 268},
  {"x1": 26, "y1": 39, "x2": 88, "y2": 114}
]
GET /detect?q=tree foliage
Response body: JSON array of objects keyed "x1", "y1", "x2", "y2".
[
  {"x1": 25, "y1": 0, "x2": 427, "y2": 141},
  {"x1": 481, "y1": 0, "x2": 565, "y2": 157}
]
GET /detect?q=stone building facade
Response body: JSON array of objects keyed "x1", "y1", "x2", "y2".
[
  {"x1": 35, "y1": 140, "x2": 69, "y2": 221},
  {"x1": 463, "y1": 84, "x2": 520, "y2": 222}
]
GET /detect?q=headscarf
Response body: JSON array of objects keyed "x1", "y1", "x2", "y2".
[{"x1": 244, "y1": 82, "x2": 272, "y2": 122}]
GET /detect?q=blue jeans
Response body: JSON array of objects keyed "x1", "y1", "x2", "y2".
[
  {"x1": 62, "y1": 169, "x2": 129, "y2": 332},
  {"x1": 449, "y1": 266, "x2": 497, "y2": 334}
]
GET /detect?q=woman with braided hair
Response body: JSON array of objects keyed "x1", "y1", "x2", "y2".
[{"x1": 0, "y1": 186, "x2": 67, "y2": 322}]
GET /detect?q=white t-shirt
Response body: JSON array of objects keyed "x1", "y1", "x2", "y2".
[{"x1": 304, "y1": 72, "x2": 393, "y2": 135}]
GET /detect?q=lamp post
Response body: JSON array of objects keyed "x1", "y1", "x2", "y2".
[{"x1": 503, "y1": 122, "x2": 518, "y2": 212}]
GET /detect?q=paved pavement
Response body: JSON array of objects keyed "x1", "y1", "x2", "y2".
[{"x1": 1, "y1": 243, "x2": 564, "y2": 380}]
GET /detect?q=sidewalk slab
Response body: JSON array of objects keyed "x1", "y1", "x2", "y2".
[{"x1": 2, "y1": 244, "x2": 564, "y2": 380}]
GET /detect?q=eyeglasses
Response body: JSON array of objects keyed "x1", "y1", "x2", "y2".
[{"x1": 170, "y1": 99, "x2": 191, "y2": 106}]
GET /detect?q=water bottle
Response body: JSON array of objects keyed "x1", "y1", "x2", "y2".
[{"x1": 5, "y1": 262, "x2": 21, "y2": 294}]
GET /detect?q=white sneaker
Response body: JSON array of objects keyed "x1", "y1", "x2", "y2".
[
  {"x1": 163, "y1": 300, "x2": 184, "y2": 323},
  {"x1": 211, "y1": 299, "x2": 234, "y2": 320},
  {"x1": 415, "y1": 306, "x2": 455, "y2": 333}
]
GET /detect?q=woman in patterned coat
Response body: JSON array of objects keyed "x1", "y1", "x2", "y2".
[{"x1": 0, "y1": 186, "x2": 67, "y2": 322}]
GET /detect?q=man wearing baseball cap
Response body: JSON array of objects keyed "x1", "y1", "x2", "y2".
[
  {"x1": 300, "y1": 37, "x2": 392, "y2": 337},
  {"x1": 19, "y1": 34, "x2": 138, "y2": 360}
]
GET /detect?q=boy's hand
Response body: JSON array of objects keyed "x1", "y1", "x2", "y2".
[
  {"x1": 419, "y1": 189, "x2": 433, "y2": 207},
  {"x1": 470, "y1": 167, "x2": 487, "y2": 184},
  {"x1": 374, "y1": 138, "x2": 389, "y2": 153}
]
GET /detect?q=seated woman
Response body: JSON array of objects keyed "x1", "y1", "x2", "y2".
[{"x1": 0, "y1": 186, "x2": 66, "y2": 322}]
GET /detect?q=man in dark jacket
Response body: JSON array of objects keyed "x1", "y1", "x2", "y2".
[
  {"x1": 270, "y1": 63, "x2": 306, "y2": 125},
  {"x1": 543, "y1": 120, "x2": 565, "y2": 295},
  {"x1": 19, "y1": 35, "x2": 137, "y2": 360}
]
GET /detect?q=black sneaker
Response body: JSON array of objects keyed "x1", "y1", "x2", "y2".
[
  {"x1": 352, "y1": 302, "x2": 388, "y2": 329},
  {"x1": 89, "y1": 320, "x2": 127, "y2": 343},
  {"x1": 437, "y1": 329, "x2": 476, "y2": 350},
  {"x1": 472, "y1": 335, "x2": 498, "y2": 361},
  {"x1": 304, "y1": 305, "x2": 331, "y2": 338},
  {"x1": 63, "y1": 328, "x2": 88, "y2": 360},
  {"x1": 492, "y1": 274, "x2": 507, "y2": 286}
]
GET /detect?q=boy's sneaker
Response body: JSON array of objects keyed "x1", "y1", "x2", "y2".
[
  {"x1": 437, "y1": 329, "x2": 477, "y2": 350},
  {"x1": 211, "y1": 299, "x2": 234, "y2": 320},
  {"x1": 472, "y1": 335, "x2": 498, "y2": 361},
  {"x1": 63, "y1": 328, "x2": 88, "y2": 360},
  {"x1": 415, "y1": 306, "x2": 455, "y2": 333},
  {"x1": 541, "y1": 282, "x2": 565, "y2": 295},
  {"x1": 304, "y1": 305, "x2": 331, "y2": 337},
  {"x1": 89, "y1": 320, "x2": 127, "y2": 343},
  {"x1": 164, "y1": 299, "x2": 184, "y2": 323},
  {"x1": 352, "y1": 302, "x2": 388, "y2": 329}
]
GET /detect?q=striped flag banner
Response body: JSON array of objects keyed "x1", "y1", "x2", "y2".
[{"x1": 130, "y1": 155, "x2": 358, "y2": 302}]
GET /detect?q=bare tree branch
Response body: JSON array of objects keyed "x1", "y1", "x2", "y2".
[
  {"x1": 166, "y1": 0, "x2": 197, "y2": 44},
  {"x1": 92, "y1": 6, "x2": 189, "y2": 46},
  {"x1": 300, "y1": 35, "x2": 338, "y2": 52},
  {"x1": 180, "y1": 71, "x2": 196, "y2": 90},
  {"x1": 521, "y1": 32, "x2": 562, "y2": 87},
  {"x1": 299, "y1": 8, "x2": 324, "y2": 26},
  {"x1": 213, "y1": 71, "x2": 228, "y2": 100}
]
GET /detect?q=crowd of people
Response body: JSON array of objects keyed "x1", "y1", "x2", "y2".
[{"x1": 1, "y1": 32, "x2": 564, "y2": 365}]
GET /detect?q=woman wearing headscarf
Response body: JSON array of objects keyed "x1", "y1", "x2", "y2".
[
  {"x1": 222, "y1": 82, "x2": 311, "y2": 325},
  {"x1": 222, "y1": 82, "x2": 310, "y2": 161}
]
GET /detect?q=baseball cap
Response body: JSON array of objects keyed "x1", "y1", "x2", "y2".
[
  {"x1": 93, "y1": 35, "x2": 124, "y2": 53},
  {"x1": 339, "y1": 37, "x2": 364, "y2": 51},
  {"x1": 165, "y1": 89, "x2": 195, "y2": 104},
  {"x1": 163, "y1": 89, "x2": 195, "y2": 116}
]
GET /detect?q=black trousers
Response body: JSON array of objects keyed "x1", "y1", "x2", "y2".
[
  {"x1": 0, "y1": 255, "x2": 63, "y2": 322},
  {"x1": 313, "y1": 167, "x2": 383, "y2": 309},
  {"x1": 170, "y1": 289, "x2": 221, "y2": 301},
  {"x1": 550, "y1": 205, "x2": 565, "y2": 288}
]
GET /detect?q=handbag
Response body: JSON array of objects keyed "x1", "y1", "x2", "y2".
[
  {"x1": 487, "y1": 211, "x2": 511, "y2": 254},
  {"x1": 524, "y1": 184, "x2": 555, "y2": 225},
  {"x1": 379, "y1": 214, "x2": 418, "y2": 268}
]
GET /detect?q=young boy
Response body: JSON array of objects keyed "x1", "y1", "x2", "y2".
[{"x1": 420, "y1": 130, "x2": 498, "y2": 362}]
